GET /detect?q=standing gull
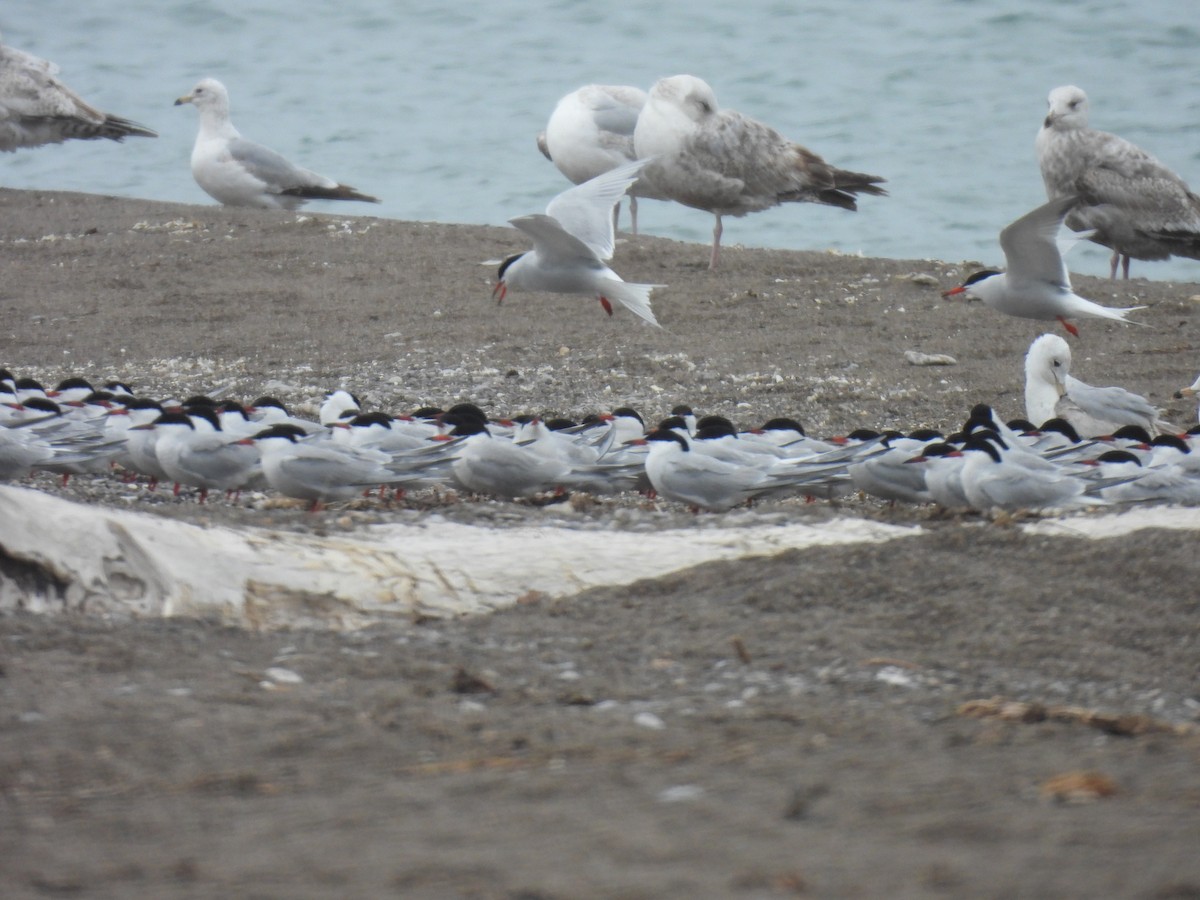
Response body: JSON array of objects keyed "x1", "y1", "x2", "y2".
[
  {"x1": 0, "y1": 32, "x2": 156, "y2": 152},
  {"x1": 632, "y1": 74, "x2": 886, "y2": 269},
  {"x1": 941, "y1": 195, "x2": 1146, "y2": 336},
  {"x1": 536, "y1": 84, "x2": 666, "y2": 234},
  {"x1": 1036, "y1": 84, "x2": 1200, "y2": 279},
  {"x1": 493, "y1": 157, "x2": 664, "y2": 327},
  {"x1": 174, "y1": 78, "x2": 379, "y2": 210}
]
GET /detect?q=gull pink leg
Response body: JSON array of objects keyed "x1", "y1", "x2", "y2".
[{"x1": 709, "y1": 215, "x2": 723, "y2": 270}]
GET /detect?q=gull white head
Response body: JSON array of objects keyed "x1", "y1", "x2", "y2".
[
  {"x1": 1024, "y1": 333, "x2": 1073, "y2": 424},
  {"x1": 1043, "y1": 85, "x2": 1089, "y2": 131},
  {"x1": 646, "y1": 75, "x2": 719, "y2": 126},
  {"x1": 175, "y1": 78, "x2": 232, "y2": 121}
]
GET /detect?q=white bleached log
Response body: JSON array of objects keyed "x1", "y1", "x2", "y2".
[{"x1": 0, "y1": 485, "x2": 920, "y2": 630}]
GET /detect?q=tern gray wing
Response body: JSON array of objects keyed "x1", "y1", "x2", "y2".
[
  {"x1": 544, "y1": 157, "x2": 648, "y2": 259},
  {"x1": 509, "y1": 213, "x2": 602, "y2": 264},
  {"x1": 999, "y1": 195, "x2": 1077, "y2": 291}
]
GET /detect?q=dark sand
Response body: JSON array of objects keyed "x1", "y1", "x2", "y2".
[{"x1": 2, "y1": 188, "x2": 1200, "y2": 898}]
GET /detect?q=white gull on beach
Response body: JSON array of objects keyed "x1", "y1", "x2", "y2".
[
  {"x1": 632, "y1": 74, "x2": 886, "y2": 269},
  {"x1": 941, "y1": 195, "x2": 1146, "y2": 336},
  {"x1": 536, "y1": 84, "x2": 666, "y2": 235},
  {"x1": 174, "y1": 78, "x2": 379, "y2": 210},
  {"x1": 0, "y1": 32, "x2": 156, "y2": 152},
  {"x1": 1023, "y1": 333, "x2": 1169, "y2": 436},
  {"x1": 1036, "y1": 84, "x2": 1200, "y2": 280}
]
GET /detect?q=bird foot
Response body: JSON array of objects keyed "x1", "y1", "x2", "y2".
[{"x1": 1057, "y1": 316, "x2": 1080, "y2": 338}]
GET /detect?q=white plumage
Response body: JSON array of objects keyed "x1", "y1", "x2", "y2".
[{"x1": 174, "y1": 78, "x2": 378, "y2": 210}]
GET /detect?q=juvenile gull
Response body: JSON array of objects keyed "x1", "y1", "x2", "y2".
[
  {"x1": 632, "y1": 74, "x2": 886, "y2": 269},
  {"x1": 0, "y1": 32, "x2": 156, "y2": 152},
  {"x1": 174, "y1": 78, "x2": 379, "y2": 210},
  {"x1": 941, "y1": 195, "x2": 1146, "y2": 336},
  {"x1": 1036, "y1": 84, "x2": 1200, "y2": 279},
  {"x1": 536, "y1": 84, "x2": 666, "y2": 234}
]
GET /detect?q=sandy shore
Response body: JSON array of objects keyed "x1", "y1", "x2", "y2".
[{"x1": 2, "y1": 188, "x2": 1200, "y2": 898}]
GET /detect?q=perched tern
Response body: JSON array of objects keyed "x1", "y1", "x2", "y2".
[
  {"x1": 253, "y1": 424, "x2": 437, "y2": 510},
  {"x1": 149, "y1": 409, "x2": 260, "y2": 501},
  {"x1": 174, "y1": 78, "x2": 379, "y2": 210},
  {"x1": 319, "y1": 389, "x2": 362, "y2": 427},
  {"x1": 639, "y1": 429, "x2": 772, "y2": 511},
  {"x1": 632, "y1": 74, "x2": 886, "y2": 269},
  {"x1": 1024, "y1": 333, "x2": 1169, "y2": 436},
  {"x1": 955, "y1": 437, "x2": 1101, "y2": 512},
  {"x1": 443, "y1": 415, "x2": 570, "y2": 499},
  {"x1": 0, "y1": 32, "x2": 157, "y2": 152},
  {"x1": 536, "y1": 84, "x2": 666, "y2": 234},
  {"x1": 493, "y1": 158, "x2": 664, "y2": 327},
  {"x1": 1174, "y1": 373, "x2": 1200, "y2": 422},
  {"x1": 1036, "y1": 85, "x2": 1200, "y2": 279},
  {"x1": 941, "y1": 195, "x2": 1146, "y2": 336}
]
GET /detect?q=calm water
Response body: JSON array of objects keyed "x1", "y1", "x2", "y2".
[{"x1": 4, "y1": 0, "x2": 1200, "y2": 280}]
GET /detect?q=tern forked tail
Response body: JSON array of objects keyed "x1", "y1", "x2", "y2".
[{"x1": 596, "y1": 279, "x2": 664, "y2": 327}]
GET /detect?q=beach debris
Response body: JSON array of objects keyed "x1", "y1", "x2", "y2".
[
  {"x1": 451, "y1": 667, "x2": 496, "y2": 695},
  {"x1": 958, "y1": 697, "x2": 1197, "y2": 736},
  {"x1": 1040, "y1": 770, "x2": 1119, "y2": 804},
  {"x1": 904, "y1": 350, "x2": 958, "y2": 366}
]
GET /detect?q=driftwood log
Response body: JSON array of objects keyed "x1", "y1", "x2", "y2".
[{"x1": 0, "y1": 486, "x2": 921, "y2": 631}]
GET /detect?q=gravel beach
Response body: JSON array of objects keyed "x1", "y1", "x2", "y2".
[{"x1": 2, "y1": 187, "x2": 1200, "y2": 898}]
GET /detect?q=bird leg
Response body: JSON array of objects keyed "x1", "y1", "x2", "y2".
[
  {"x1": 1108, "y1": 250, "x2": 1132, "y2": 280},
  {"x1": 629, "y1": 197, "x2": 639, "y2": 236},
  {"x1": 1056, "y1": 315, "x2": 1080, "y2": 338},
  {"x1": 709, "y1": 215, "x2": 723, "y2": 270},
  {"x1": 598, "y1": 296, "x2": 614, "y2": 317}
]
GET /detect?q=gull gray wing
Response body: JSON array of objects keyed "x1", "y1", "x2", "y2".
[
  {"x1": 587, "y1": 88, "x2": 643, "y2": 138},
  {"x1": 1065, "y1": 375, "x2": 1161, "y2": 430},
  {"x1": 225, "y1": 136, "x2": 337, "y2": 192}
]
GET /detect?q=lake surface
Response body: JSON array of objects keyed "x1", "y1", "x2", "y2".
[{"x1": 4, "y1": 0, "x2": 1199, "y2": 280}]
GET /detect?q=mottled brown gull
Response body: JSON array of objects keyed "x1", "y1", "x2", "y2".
[
  {"x1": 632, "y1": 74, "x2": 886, "y2": 269},
  {"x1": 0, "y1": 32, "x2": 156, "y2": 152},
  {"x1": 1036, "y1": 84, "x2": 1200, "y2": 280}
]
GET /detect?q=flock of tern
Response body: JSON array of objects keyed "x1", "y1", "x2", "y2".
[{"x1": 3, "y1": 358, "x2": 1200, "y2": 514}]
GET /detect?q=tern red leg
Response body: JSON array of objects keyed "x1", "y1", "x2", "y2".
[
  {"x1": 1057, "y1": 316, "x2": 1079, "y2": 337},
  {"x1": 598, "y1": 296, "x2": 614, "y2": 316}
]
